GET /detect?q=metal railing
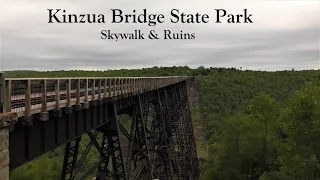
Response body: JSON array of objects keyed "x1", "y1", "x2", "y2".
[{"x1": 0, "y1": 74, "x2": 190, "y2": 118}]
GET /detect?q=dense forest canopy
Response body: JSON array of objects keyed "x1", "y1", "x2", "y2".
[{"x1": 5, "y1": 66, "x2": 320, "y2": 180}]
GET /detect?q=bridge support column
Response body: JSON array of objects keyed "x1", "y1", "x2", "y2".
[{"x1": 0, "y1": 126, "x2": 9, "y2": 180}]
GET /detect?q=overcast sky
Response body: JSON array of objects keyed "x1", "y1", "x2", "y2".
[{"x1": 0, "y1": 0, "x2": 319, "y2": 71}]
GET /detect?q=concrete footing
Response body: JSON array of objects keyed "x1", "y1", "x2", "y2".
[{"x1": 0, "y1": 127, "x2": 9, "y2": 180}]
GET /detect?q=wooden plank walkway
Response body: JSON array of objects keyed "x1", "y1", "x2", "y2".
[{"x1": 0, "y1": 76, "x2": 189, "y2": 118}]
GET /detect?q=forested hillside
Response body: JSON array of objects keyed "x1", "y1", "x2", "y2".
[{"x1": 5, "y1": 67, "x2": 320, "y2": 180}]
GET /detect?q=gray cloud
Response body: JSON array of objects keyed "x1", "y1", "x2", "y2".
[{"x1": 0, "y1": 0, "x2": 319, "y2": 71}]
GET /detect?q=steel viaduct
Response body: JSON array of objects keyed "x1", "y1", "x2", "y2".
[{"x1": 0, "y1": 73, "x2": 200, "y2": 180}]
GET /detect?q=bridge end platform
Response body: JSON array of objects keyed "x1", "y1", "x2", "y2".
[{"x1": 0, "y1": 72, "x2": 10, "y2": 180}]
